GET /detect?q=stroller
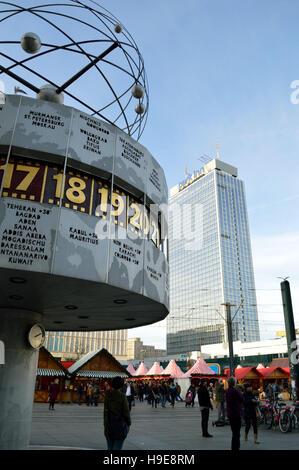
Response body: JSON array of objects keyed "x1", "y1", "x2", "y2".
[{"x1": 185, "y1": 391, "x2": 193, "y2": 407}]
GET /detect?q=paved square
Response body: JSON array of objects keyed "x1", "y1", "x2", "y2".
[{"x1": 30, "y1": 401, "x2": 299, "y2": 451}]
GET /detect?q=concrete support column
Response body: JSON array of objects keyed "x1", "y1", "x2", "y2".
[{"x1": 0, "y1": 308, "x2": 42, "y2": 449}]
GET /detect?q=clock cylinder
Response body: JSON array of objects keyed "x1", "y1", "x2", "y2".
[{"x1": 0, "y1": 309, "x2": 42, "y2": 449}]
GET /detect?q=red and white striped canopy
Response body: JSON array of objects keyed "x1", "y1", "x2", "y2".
[
  {"x1": 134, "y1": 362, "x2": 148, "y2": 376},
  {"x1": 162, "y1": 360, "x2": 184, "y2": 378},
  {"x1": 183, "y1": 357, "x2": 216, "y2": 377},
  {"x1": 126, "y1": 364, "x2": 136, "y2": 376},
  {"x1": 146, "y1": 362, "x2": 164, "y2": 375}
]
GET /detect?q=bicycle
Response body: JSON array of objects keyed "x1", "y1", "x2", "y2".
[
  {"x1": 261, "y1": 399, "x2": 286, "y2": 430},
  {"x1": 279, "y1": 402, "x2": 299, "y2": 433}
]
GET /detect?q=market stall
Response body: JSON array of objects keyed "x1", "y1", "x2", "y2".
[
  {"x1": 34, "y1": 347, "x2": 69, "y2": 402},
  {"x1": 68, "y1": 348, "x2": 130, "y2": 403},
  {"x1": 257, "y1": 366, "x2": 290, "y2": 397}
]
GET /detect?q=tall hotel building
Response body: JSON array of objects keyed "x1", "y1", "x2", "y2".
[
  {"x1": 167, "y1": 159, "x2": 260, "y2": 354},
  {"x1": 44, "y1": 329, "x2": 128, "y2": 361}
]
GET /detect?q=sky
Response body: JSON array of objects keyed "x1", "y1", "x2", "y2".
[{"x1": 1, "y1": 0, "x2": 299, "y2": 350}]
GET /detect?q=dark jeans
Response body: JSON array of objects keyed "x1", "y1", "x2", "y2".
[
  {"x1": 245, "y1": 415, "x2": 257, "y2": 434},
  {"x1": 127, "y1": 396, "x2": 134, "y2": 411},
  {"x1": 106, "y1": 438, "x2": 125, "y2": 450},
  {"x1": 229, "y1": 417, "x2": 242, "y2": 451},
  {"x1": 49, "y1": 399, "x2": 56, "y2": 410},
  {"x1": 201, "y1": 408, "x2": 210, "y2": 436}
]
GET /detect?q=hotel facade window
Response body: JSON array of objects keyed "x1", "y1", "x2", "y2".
[{"x1": 167, "y1": 159, "x2": 260, "y2": 354}]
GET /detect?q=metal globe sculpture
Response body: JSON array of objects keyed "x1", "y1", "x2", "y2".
[
  {"x1": 114, "y1": 24, "x2": 123, "y2": 34},
  {"x1": 0, "y1": 0, "x2": 168, "y2": 451},
  {"x1": 131, "y1": 83, "x2": 145, "y2": 99},
  {"x1": 135, "y1": 102, "x2": 146, "y2": 114},
  {"x1": 0, "y1": 0, "x2": 149, "y2": 140},
  {"x1": 37, "y1": 84, "x2": 64, "y2": 104},
  {"x1": 20, "y1": 32, "x2": 41, "y2": 54}
]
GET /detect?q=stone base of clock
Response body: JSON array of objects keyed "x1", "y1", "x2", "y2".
[{"x1": 0, "y1": 308, "x2": 42, "y2": 450}]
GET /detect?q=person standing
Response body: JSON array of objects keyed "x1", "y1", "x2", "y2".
[
  {"x1": 243, "y1": 383, "x2": 260, "y2": 444},
  {"x1": 175, "y1": 383, "x2": 183, "y2": 402},
  {"x1": 169, "y1": 382, "x2": 177, "y2": 408},
  {"x1": 215, "y1": 379, "x2": 226, "y2": 422},
  {"x1": 77, "y1": 382, "x2": 83, "y2": 405},
  {"x1": 138, "y1": 382, "x2": 145, "y2": 402},
  {"x1": 93, "y1": 381, "x2": 100, "y2": 407},
  {"x1": 125, "y1": 381, "x2": 135, "y2": 411},
  {"x1": 198, "y1": 379, "x2": 213, "y2": 437},
  {"x1": 86, "y1": 382, "x2": 93, "y2": 406},
  {"x1": 226, "y1": 377, "x2": 245, "y2": 451},
  {"x1": 160, "y1": 381, "x2": 168, "y2": 408},
  {"x1": 48, "y1": 378, "x2": 60, "y2": 411},
  {"x1": 104, "y1": 376, "x2": 131, "y2": 450},
  {"x1": 187, "y1": 383, "x2": 196, "y2": 407}
]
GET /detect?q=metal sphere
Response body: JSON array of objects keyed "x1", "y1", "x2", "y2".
[
  {"x1": 114, "y1": 24, "x2": 123, "y2": 34},
  {"x1": 0, "y1": 1, "x2": 149, "y2": 139},
  {"x1": 36, "y1": 85, "x2": 64, "y2": 105},
  {"x1": 21, "y1": 32, "x2": 41, "y2": 54},
  {"x1": 131, "y1": 84, "x2": 145, "y2": 99},
  {"x1": 135, "y1": 103, "x2": 146, "y2": 115}
]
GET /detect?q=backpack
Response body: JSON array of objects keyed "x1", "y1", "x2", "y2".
[
  {"x1": 212, "y1": 419, "x2": 226, "y2": 427},
  {"x1": 185, "y1": 391, "x2": 193, "y2": 404}
]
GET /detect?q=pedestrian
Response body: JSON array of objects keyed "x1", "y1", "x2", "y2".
[
  {"x1": 169, "y1": 382, "x2": 177, "y2": 407},
  {"x1": 151, "y1": 383, "x2": 160, "y2": 408},
  {"x1": 175, "y1": 383, "x2": 183, "y2": 402},
  {"x1": 77, "y1": 382, "x2": 83, "y2": 405},
  {"x1": 125, "y1": 381, "x2": 135, "y2": 411},
  {"x1": 160, "y1": 381, "x2": 168, "y2": 408},
  {"x1": 215, "y1": 379, "x2": 226, "y2": 422},
  {"x1": 272, "y1": 382, "x2": 280, "y2": 401},
  {"x1": 104, "y1": 376, "x2": 131, "y2": 450},
  {"x1": 198, "y1": 379, "x2": 213, "y2": 438},
  {"x1": 187, "y1": 383, "x2": 196, "y2": 407},
  {"x1": 265, "y1": 382, "x2": 273, "y2": 401},
  {"x1": 48, "y1": 378, "x2": 60, "y2": 411},
  {"x1": 243, "y1": 383, "x2": 260, "y2": 444},
  {"x1": 86, "y1": 382, "x2": 93, "y2": 406},
  {"x1": 93, "y1": 381, "x2": 100, "y2": 406},
  {"x1": 104, "y1": 381, "x2": 111, "y2": 394},
  {"x1": 138, "y1": 382, "x2": 145, "y2": 402},
  {"x1": 226, "y1": 376, "x2": 244, "y2": 451}
]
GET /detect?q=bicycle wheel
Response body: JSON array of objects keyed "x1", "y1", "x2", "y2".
[{"x1": 279, "y1": 409, "x2": 291, "y2": 433}]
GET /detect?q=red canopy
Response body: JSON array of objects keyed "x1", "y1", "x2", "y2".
[
  {"x1": 257, "y1": 367, "x2": 289, "y2": 377},
  {"x1": 234, "y1": 367, "x2": 259, "y2": 380},
  {"x1": 61, "y1": 361, "x2": 75, "y2": 369}
]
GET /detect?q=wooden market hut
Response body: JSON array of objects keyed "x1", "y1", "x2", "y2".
[
  {"x1": 257, "y1": 367, "x2": 290, "y2": 394},
  {"x1": 68, "y1": 348, "x2": 130, "y2": 403},
  {"x1": 34, "y1": 347, "x2": 69, "y2": 402},
  {"x1": 234, "y1": 367, "x2": 261, "y2": 391}
]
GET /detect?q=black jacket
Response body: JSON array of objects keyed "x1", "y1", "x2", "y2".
[
  {"x1": 198, "y1": 385, "x2": 213, "y2": 409},
  {"x1": 243, "y1": 391, "x2": 257, "y2": 418}
]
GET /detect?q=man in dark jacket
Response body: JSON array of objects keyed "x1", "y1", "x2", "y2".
[
  {"x1": 226, "y1": 377, "x2": 245, "y2": 451},
  {"x1": 197, "y1": 379, "x2": 213, "y2": 437},
  {"x1": 215, "y1": 379, "x2": 225, "y2": 421}
]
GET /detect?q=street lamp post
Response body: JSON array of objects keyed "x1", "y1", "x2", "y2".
[
  {"x1": 221, "y1": 303, "x2": 235, "y2": 377},
  {"x1": 221, "y1": 300, "x2": 243, "y2": 378}
]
